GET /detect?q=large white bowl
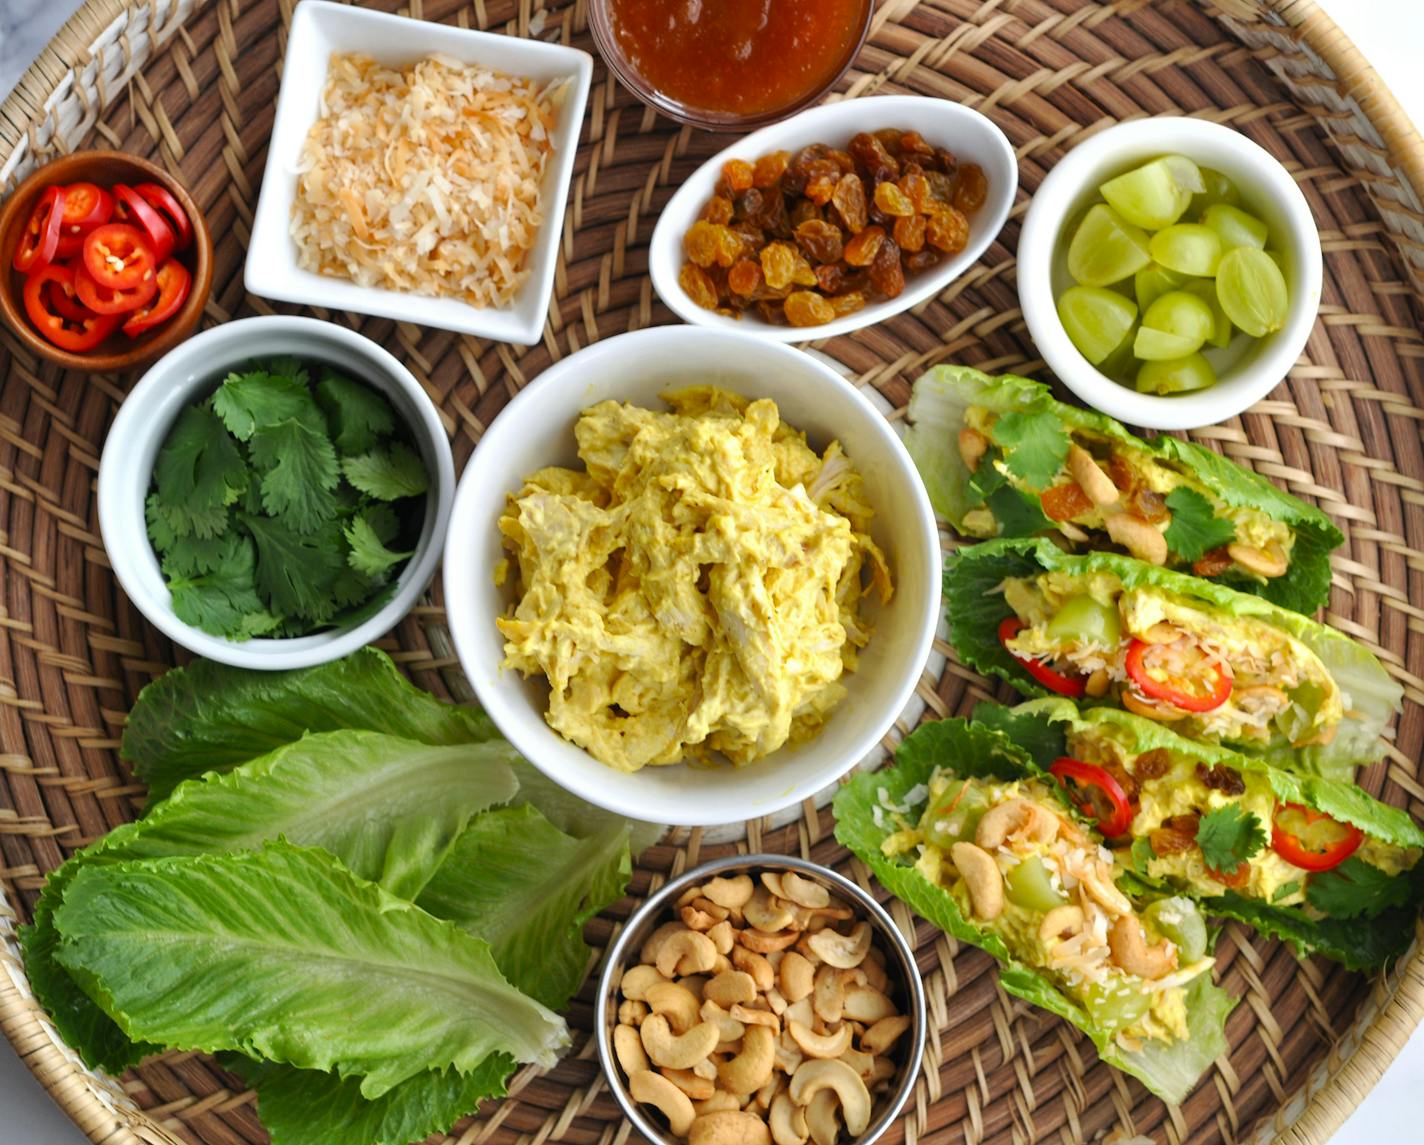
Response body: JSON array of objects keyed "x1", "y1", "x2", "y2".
[
  {"x1": 98, "y1": 316, "x2": 455, "y2": 670},
  {"x1": 1018, "y1": 117, "x2": 1323, "y2": 430},
  {"x1": 443, "y1": 328, "x2": 941, "y2": 827},
  {"x1": 649, "y1": 95, "x2": 1017, "y2": 343}
]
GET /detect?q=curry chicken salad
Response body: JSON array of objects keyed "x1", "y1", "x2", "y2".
[{"x1": 496, "y1": 386, "x2": 892, "y2": 772}]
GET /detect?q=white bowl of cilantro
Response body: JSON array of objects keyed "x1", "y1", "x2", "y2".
[{"x1": 98, "y1": 315, "x2": 454, "y2": 669}]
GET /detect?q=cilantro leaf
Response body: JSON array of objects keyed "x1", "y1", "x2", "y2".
[
  {"x1": 1163, "y1": 487, "x2": 1236, "y2": 562},
  {"x1": 152, "y1": 405, "x2": 249, "y2": 538},
  {"x1": 1130, "y1": 835, "x2": 1156, "y2": 877},
  {"x1": 1306, "y1": 857, "x2": 1412, "y2": 920},
  {"x1": 211, "y1": 371, "x2": 322, "y2": 441},
  {"x1": 332, "y1": 567, "x2": 380, "y2": 608},
  {"x1": 248, "y1": 419, "x2": 341, "y2": 533},
  {"x1": 345, "y1": 512, "x2": 414, "y2": 579},
  {"x1": 1271, "y1": 880, "x2": 1302, "y2": 904},
  {"x1": 967, "y1": 454, "x2": 1006, "y2": 502},
  {"x1": 317, "y1": 372, "x2": 396, "y2": 455},
  {"x1": 990, "y1": 412, "x2": 1069, "y2": 489},
  {"x1": 343, "y1": 443, "x2": 429, "y2": 501},
  {"x1": 1196, "y1": 805, "x2": 1266, "y2": 876},
  {"x1": 985, "y1": 484, "x2": 1050, "y2": 535},
  {"x1": 242, "y1": 514, "x2": 347, "y2": 622},
  {"x1": 166, "y1": 536, "x2": 279, "y2": 639},
  {"x1": 161, "y1": 532, "x2": 241, "y2": 580}
]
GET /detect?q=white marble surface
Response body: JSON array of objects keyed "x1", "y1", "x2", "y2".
[{"x1": 0, "y1": 1, "x2": 1421, "y2": 1143}]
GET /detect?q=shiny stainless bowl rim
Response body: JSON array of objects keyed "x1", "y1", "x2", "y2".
[{"x1": 595, "y1": 853, "x2": 928, "y2": 1144}]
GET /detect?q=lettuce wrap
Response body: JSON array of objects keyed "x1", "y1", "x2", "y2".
[
  {"x1": 979, "y1": 698, "x2": 1424, "y2": 970},
  {"x1": 943, "y1": 537, "x2": 1401, "y2": 779},
  {"x1": 905, "y1": 366, "x2": 1341, "y2": 614},
  {"x1": 833, "y1": 718, "x2": 1234, "y2": 1105}
]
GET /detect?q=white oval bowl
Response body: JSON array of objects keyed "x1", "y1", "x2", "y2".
[
  {"x1": 443, "y1": 328, "x2": 941, "y2": 828},
  {"x1": 649, "y1": 95, "x2": 1017, "y2": 343},
  {"x1": 1018, "y1": 117, "x2": 1323, "y2": 430},
  {"x1": 98, "y1": 315, "x2": 455, "y2": 670}
]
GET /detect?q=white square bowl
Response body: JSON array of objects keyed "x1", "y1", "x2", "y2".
[{"x1": 245, "y1": 0, "x2": 592, "y2": 345}]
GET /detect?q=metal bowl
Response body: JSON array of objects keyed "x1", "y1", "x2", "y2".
[{"x1": 595, "y1": 853, "x2": 927, "y2": 1144}]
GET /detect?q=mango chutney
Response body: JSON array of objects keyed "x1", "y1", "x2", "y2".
[{"x1": 603, "y1": 0, "x2": 871, "y2": 125}]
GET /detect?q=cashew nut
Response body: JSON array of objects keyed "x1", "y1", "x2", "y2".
[
  {"x1": 1084, "y1": 667, "x2": 1110, "y2": 697},
  {"x1": 1106, "y1": 513, "x2": 1168, "y2": 565},
  {"x1": 950, "y1": 841, "x2": 1004, "y2": 921},
  {"x1": 630, "y1": 1068, "x2": 696, "y2": 1136},
  {"x1": 658, "y1": 930, "x2": 719, "y2": 977},
  {"x1": 860, "y1": 950, "x2": 889, "y2": 994},
  {"x1": 779, "y1": 952, "x2": 815, "y2": 1003},
  {"x1": 704, "y1": 970, "x2": 757, "y2": 1009},
  {"x1": 1108, "y1": 915, "x2": 1178, "y2": 980},
  {"x1": 774, "y1": 1034, "x2": 804, "y2": 1076},
  {"x1": 642, "y1": 922, "x2": 692, "y2": 966},
  {"x1": 804, "y1": 1089, "x2": 840, "y2": 1145},
  {"x1": 621, "y1": 963, "x2": 667, "y2": 1001},
  {"x1": 812, "y1": 963, "x2": 845, "y2": 1025},
  {"x1": 789, "y1": 1058, "x2": 873, "y2": 1137},
  {"x1": 1081, "y1": 867, "x2": 1133, "y2": 917},
  {"x1": 770, "y1": 1092, "x2": 809, "y2": 1145},
  {"x1": 662, "y1": 1067, "x2": 716, "y2": 1101},
  {"x1": 641, "y1": 1014, "x2": 721, "y2": 1070},
  {"x1": 682, "y1": 902, "x2": 726, "y2": 931},
  {"x1": 806, "y1": 922, "x2": 871, "y2": 969},
  {"x1": 1067, "y1": 443, "x2": 1119, "y2": 506},
  {"x1": 1228, "y1": 541, "x2": 1288, "y2": 578},
  {"x1": 699, "y1": 999, "x2": 747, "y2": 1044},
  {"x1": 707, "y1": 919, "x2": 735, "y2": 955},
  {"x1": 784, "y1": 996, "x2": 815, "y2": 1030},
  {"x1": 842, "y1": 987, "x2": 897, "y2": 1023},
  {"x1": 694, "y1": 1091, "x2": 741, "y2": 1116},
  {"x1": 730, "y1": 1002, "x2": 781, "y2": 1033},
  {"x1": 1121, "y1": 687, "x2": 1188, "y2": 721},
  {"x1": 862, "y1": 1015, "x2": 911, "y2": 1056},
  {"x1": 690, "y1": 1111, "x2": 771, "y2": 1145},
  {"x1": 614, "y1": 1023, "x2": 651, "y2": 1075},
  {"x1": 732, "y1": 945, "x2": 775, "y2": 991},
  {"x1": 778, "y1": 872, "x2": 830, "y2": 910},
  {"x1": 958, "y1": 426, "x2": 988, "y2": 471},
  {"x1": 646, "y1": 980, "x2": 702, "y2": 1034},
  {"x1": 718, "y1": 1023, "x2": 776, "y2": 1094},
  {"x1": 702, "y1": 875, "x2": 755, "y2": 910},
  {"x1": 1038, "y1": 904, "x2": 1085, "y2": 944},
  {"x1": 740, "y1": 927, "x2": 800, "y2": 953},
  {"x1": 975, "y1": 798, "x2": 1058, "y2": 850},
  {"x1": 744, "y1": 886, "x2": 796, "y2": 933},
  {"x1": 788, "y1": 1019, "x2": 852, "y2": 1059},
  {"x1": 618, "y1": 999, "x2": 649, "y2": 1027}
]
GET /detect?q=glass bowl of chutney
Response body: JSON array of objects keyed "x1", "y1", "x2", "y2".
[{"x1": 588, "y1": 0, "x2": 874, "y2": 131}]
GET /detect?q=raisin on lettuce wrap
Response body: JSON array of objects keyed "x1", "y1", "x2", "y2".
[
  {"x1": 833, "y1": 718, "x2": 1234, "y2": 1105},
  {"x1": 943, "y1": 537, "x2": 1401, "y2": 780},
  {"x1": 905, "y1": 366, "x2": 1342, "y2": 614},
  {"x1": 979, "y1": 698, "x2": 1424, "y2": 971}
]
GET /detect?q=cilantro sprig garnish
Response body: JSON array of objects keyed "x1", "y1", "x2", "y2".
[
  {"x1": 1196, "y1": 805, "x2": 1266, "y2": 877},
  {"x1": 989, "y1": 411, "x2": 1070, "y2": 490},
  {"x1": 1307, "y1": 857, "x2": 1412, "y2": 920},
  {"x1": 148, "y1": 359, "x2": 427, "y2": 640},
  {"x1": 1163, "y1": 486, "x2": 1237, "y2": 561}
]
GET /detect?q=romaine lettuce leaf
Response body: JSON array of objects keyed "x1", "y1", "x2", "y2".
[
  {"x1": 905, "y1": 366, "x2": 1342, "y2": 613},
  {"x1": 53, "y1": 843, "x2": 569, "y2": 1098},
  {"x1": 944, "y1": 537, "x2": 1401, "y2": 778},
  {"x1": 833, "y1": 717, "x2": 1233, "y2": 1104}
]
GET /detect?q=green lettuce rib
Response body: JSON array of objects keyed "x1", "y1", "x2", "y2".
[
  {"x1": 53, "y1": 843, "x2": 569, "y2": 1098},
  {"x1": 905, "y1": 365, "x2": 1341, "y2": 613},
  {"x1": 943, "y1": 537, "x2": 1401, "y2": 778},
  {"x1": 832, "y1": 718, "x2": 1234, "y2": 1104}
]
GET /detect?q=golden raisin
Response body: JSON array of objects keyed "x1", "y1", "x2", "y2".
[
  {"x1": 828, "y1": 290, "x2": 866, "y2": 317},
  {"x1": 814, "y1": 263, "x2": 846, "y2": 295},
  {"x1": 830, "y1": 174, "x2": 868, "y2": 234},
  {"x1": 784, "y1": 291, "x2": 836, "y2": 327},
  {"x1": 684, "y1": 221, "x2": 720, "y2": 267},
  {"x1": 711, "y1": 225, "x2": 743, "y2": 268},
  {"x1": 867, "y1": 235, "x2": 905, "y2": 298},
  {"x1": 805, "y1": 173, "x2": 838, "y2": 206},
  {"x1": 753, "y1": 150, "x2": 790, "y2": 188},
  {"x1": 926, "y1": 207, "x2": 969, "y2": 254},
  {"x1": 760, "y1": 242, "x2": 799, "y2": 291},
  {"x1": 893, "y1": 213, "x2": 926, "y2": 253},
  {"x1": 874, "y1": 181, "x2": 915, "y2": 218},
  {"x1": 904, "y1": 249, "x2": 940, "y2": 272},
  {"x1": 795, "y1": 219, "x2": 844, "y2": 264},
  {"x1": 898, "y1": 131, "x2": 936, "y2": 162},
  {"x1": 952, "y1": 163, "x2": 988, "y2": 212},
  {"x1": 679, "y1": 263, "x2": 719, "y2": 311},
  {"x1": 899, "y1": 172, "x2": 933, "y2": 213},
  {"x1": 723, "y1": 159, "x2": 754, "y2": 193},
  {"x1": 728, "y1": 258, "x2": 762, "y2": 297},
  {"x1": 701, "y1": 195, "x2": 734, "y2": 225},
  {"x1": 1041, "y1": 482, "x2": 1093, "y2": 522},
  {"x1": 843, "y1": 225, "x2": 885, "y2": 267}
]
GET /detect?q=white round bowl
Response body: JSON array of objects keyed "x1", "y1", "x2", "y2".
[
  {"x1": 649, "y1": 95, "x2": 1017, "y2": 343},
  {"x1": 98, "y1": 315, "x2": 455, "y2": 670},
  {"x1": 1018, "y1": 117, "x2": 1323, "y2": 431},
  {"x1": 443, "y1": 328, "x2": 941, "y2": 827}
]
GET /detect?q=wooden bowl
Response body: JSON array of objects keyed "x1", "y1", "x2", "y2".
[{"x1": 0, "y1": 150, "x2": 212, "y2": 373}]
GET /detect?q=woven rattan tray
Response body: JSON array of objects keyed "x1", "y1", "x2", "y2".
[{"x1": 2, "y1": 1, "x2": 1422, "y2": 1143}]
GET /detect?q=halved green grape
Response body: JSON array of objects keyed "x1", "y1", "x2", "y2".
[
  {"x1": 1005, "y1": 856, "x2": 1069, "y2": 912},
  {"x1": 1058, "y1": 285, "x2": 1138, "y2": 365},
  {"x1": 1144, "y1": 897, "x2": 1209, "y2": 962},
  {"x1": 922, "y1": 781, "x2": 993, "y2": 849},
  {"x1": 1191, "y1": 167, "x2": 1241, "y2": 213},
  {"x1": 1099, "y1": 322, "x2": 1140, "y2": 380},
  {"x1": 1148, "y1": 224, "x2": 1223, "y2": 277},
  {"x1": 1134, "y1": 263, "x2": 1187, "y2": 312},
  {"x1": 1067, "y1": 204, "x2": 1152, "y2": 286},
  {"x1": 1136, "y1": 353, "x2": 1217, "y2": 395},
  {"x1": 1134, "y1": 325, "x2": 1201, "y2": 361},
  {"x1": 1184, "y1": 279, "x2": 1234, "y2": 348},
  {"x1": 1098, "y1": 155, "x2": 1203, "y2": 230},
  {"x1": 1047, "y1": 595, "x2": 1122, "y2": 646},
  {"x1": 1203, "y1": 203, "x2": 1269, "y2": 252},
  {"x1": 1264, "y1": 248, "x2": 1287, "y2": 272},
  {"x1": 1216, "y1": 247, "x2": 1289, "y2": 337},
  {"x1": 1142, "y1": 290, "x2": 1214, "y2": 349},
  {"x1": 1082, "y1": 979, "x2": 1151, "y2": 1031}
]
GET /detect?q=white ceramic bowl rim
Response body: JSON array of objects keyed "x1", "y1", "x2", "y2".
[
  {"x1": 1017, "y1": 116, "x2": 1323, "y2": 431},
  {"x1": 97, "y1": 315, "x2": 455, "y2": 670},
  {"x1": 649, "y1": 94, "x2": 1018, "y2": 343}
]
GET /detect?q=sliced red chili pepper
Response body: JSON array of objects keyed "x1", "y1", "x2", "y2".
[
  {"x1": 1049, "y1": 757, "x2": 1134, "y2": 838},
  {"x1": 41, "y1": 262, "x2": 97, "y2": 323},
  {"x1": 113, "y1": 184, "x2": 175, "y2": 263},
  {"x1": 1124, "y1": 637, "x2": 1232, "y2": 713},
  {"x1": 12, "y1": 185, "x2": 66, "y2": 273},
  {"x1": 82, "y1": 224, "x2": 157, "y2": 291},
  {"x1": 1271, "y1": 803, "x2": 1363, "y2": 872},
  {"x1": 122, "y1": 258, "x2": 190, "y2": 337},
  {"x1": 74, "y1": 262, "x2": 158, "y2": 315},
  {"x1": 133, "y1": 182, "x2": 192, "y2": 250},
  {"x1": 997, "y1": 616, "x2": 1085, "y2": 699},
  {"x1": 22, "y1": 265, "x2": 120, "y2": 352},
  {"x1": 54, "y1": 182, "x2": 114, "y2": 258}
]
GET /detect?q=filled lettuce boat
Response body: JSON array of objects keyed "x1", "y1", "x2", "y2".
[
  {"x1": 979, "y1": 699, "x2": 1424, "y2": 970},
  {"x1": 834, "y1": 718, "x2": 1233, "y2": 1104},
  {"x1": 943, "y1": 537, "x2": 1401, "y2": 779},
  {"x1": 905, "y1": 366, "x2": 1342, "y2": 614}
]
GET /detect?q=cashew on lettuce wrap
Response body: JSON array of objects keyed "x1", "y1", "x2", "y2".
[
  {"x1": 978, "y1": 699, "x2": 1424, "y2": 970},
  {"x1": 833, "y1": 718, "x2": 1234, "y2": 1105},
  {"x1": 943, "y1": 538, "x2": 1402, "y2": 779},
  {"x1": 905, "y1": 366, "x2": 1342, "y2": 614}
]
